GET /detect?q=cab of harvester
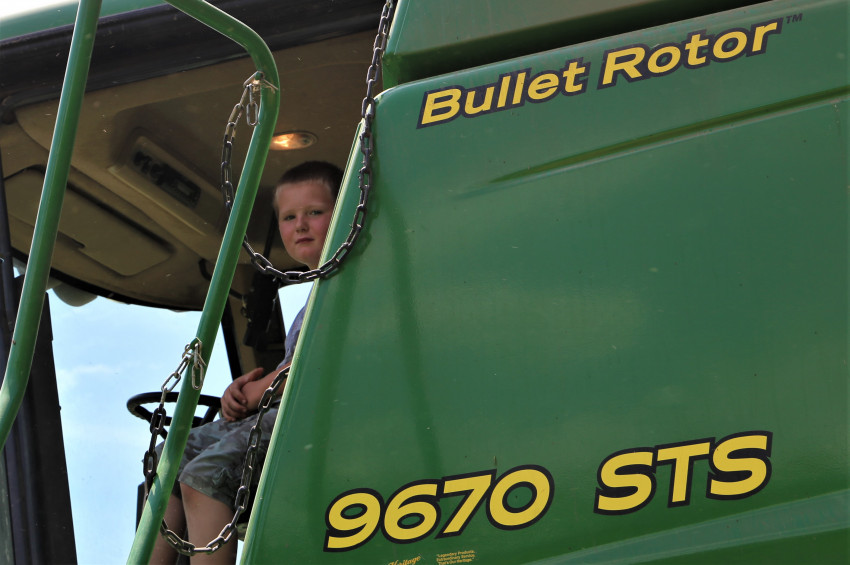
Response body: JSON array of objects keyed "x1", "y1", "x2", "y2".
[{"x1": 0, "y1": 0, "x2": 846, "y2": 563}]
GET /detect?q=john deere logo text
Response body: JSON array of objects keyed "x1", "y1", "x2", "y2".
[{"x1": 417, "y1": 18, "x2": 783, "y2": 128}]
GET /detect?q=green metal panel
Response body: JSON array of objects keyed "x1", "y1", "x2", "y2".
[
  {"x1": 245, "y1": 0, "x2": 847, "y2": 562},
  {"x1": 382, "y1": 0, "x2": 766, "y2": 87}
]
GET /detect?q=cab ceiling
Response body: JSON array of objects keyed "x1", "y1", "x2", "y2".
[{"x1": 0, "y1": 1, "x2": 381, "y2": 310}]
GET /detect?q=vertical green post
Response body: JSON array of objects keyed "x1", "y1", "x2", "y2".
[
  {"x1": 127, "y1": 1, "x2": 280, "y2": 563},
  {"x1": 0, "y1": 0, "x2": 102, "y2": 450}
]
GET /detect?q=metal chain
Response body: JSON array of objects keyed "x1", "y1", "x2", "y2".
[
  {"x1": 157, "y1": 367, "x2": 290, "y2": 556},
  {"x1": 220, "y1": 74, "x2": 264, "y2": 214},
  {"x1": 142, "y1": 339, "x2": 206, "y2": 496},
  {"x1": 221, "y1": 0, "x2": 395, "y2": 285}
]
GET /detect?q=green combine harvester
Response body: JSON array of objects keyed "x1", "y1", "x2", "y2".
[{"x1": 0, "y1": 0, "x2": 846, "y2": 563}]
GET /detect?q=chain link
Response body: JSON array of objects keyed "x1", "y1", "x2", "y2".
[
  {"x1": 221, "y1": 0, "x2": 394, "y2": 286},
  {"x1": 221, "y1": 76, "x2": 258, "y2": 213},
  {"x1": 142, "y1": 338, "x2": 205, "y2": 496},
  {"x1": 145, "y1": 0, "x2": 396, "y2": 555}
]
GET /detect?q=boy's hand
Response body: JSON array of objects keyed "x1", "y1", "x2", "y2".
[{"x1": 220, "y1": 367, "x2": 264, "y2": 421}]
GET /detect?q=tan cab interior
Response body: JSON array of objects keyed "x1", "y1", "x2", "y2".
[{"x1": 0, "y1": 0, "x2": 382, "y2": 370}]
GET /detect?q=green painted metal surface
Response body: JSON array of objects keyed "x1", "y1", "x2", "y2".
[
  {"x1": 382, "y1": 0, "x2": 766, "y2": 87},
  {"x1": 0, "y1": 0, "x2": 163, "y2": 41},
  {"x1": 243, "y1": 0, "x2": 848, "y2": 562}
]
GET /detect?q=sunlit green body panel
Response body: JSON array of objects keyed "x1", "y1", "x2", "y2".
[
  {"x1": 382, "y1": 0, "x2": 760, "y2": 87},
  {"x1": 245, "y1": 0, "x2": 848, "y2": 562}
]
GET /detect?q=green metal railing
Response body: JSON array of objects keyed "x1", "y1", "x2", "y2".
[
  {"x1": 129, "y1": 1, "x2": 280, "y2": 561},
  {"x1": 0, "y1": 0, "x2": 103, "y2": 450},
  {"x1": 0, "y1": 0, "x2": 280, "y2": 563}
]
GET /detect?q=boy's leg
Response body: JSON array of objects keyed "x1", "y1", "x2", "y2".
[
  {"x1": 176, "y1": 410, "x2": 279, "y2": 563},
  {"x1": 150, "y1": 494, "x2": 186, "y2": 565},
  {"x1": 181, "y1": 483, "x2": 238, "y2": 564}
]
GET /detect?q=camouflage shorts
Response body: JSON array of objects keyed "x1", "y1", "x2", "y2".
[{"x1": 156, "y1": 408, "x2": 279, "y2": 510}]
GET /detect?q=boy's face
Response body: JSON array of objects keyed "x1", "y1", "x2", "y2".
[{"x1": 275, "y1": 180, "x2": 335, "y2": 270}]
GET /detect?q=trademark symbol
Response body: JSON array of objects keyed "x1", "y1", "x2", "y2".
[{"x1": 786, "y1": 13, "x2": 803, "y2": 24}]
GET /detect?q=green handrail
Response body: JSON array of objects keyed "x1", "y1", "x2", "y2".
[
  {"x1": 0, "y1": 0, "x2": 103, "y2": 450},
  {"x1": 127, "y1": 1, "x2": 280, "y2": 563}
]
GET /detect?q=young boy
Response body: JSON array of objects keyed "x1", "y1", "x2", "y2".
[{"x1": 151, "y1": 161, "x2": 343, "y2": 564}]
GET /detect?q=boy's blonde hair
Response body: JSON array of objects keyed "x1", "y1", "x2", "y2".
[{"x1": 272, "y1": 161, "x2": 343, "y2": 213}]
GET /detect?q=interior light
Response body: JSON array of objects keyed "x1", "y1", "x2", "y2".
[{"x1": 270, "y1": 131, "x2": 317, "y2": 150}]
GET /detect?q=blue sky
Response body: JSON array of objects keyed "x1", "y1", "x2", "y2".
[{"x1": 49, "y1": 283, "x2": 311, "y2": 563}]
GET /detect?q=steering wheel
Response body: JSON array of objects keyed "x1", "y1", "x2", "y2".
[{"x1": 127, "y1": 392, "x2": 221, "y2": 438}]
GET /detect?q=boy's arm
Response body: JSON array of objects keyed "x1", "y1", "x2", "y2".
[
  {"x1": 220, "y1": 367, "x2": 261, "y2": 421},
  {"x1": 242, "y1": 364, "x2": 290, "y2": 411},
  {"x1": 220, "y1": 365, "x2": 289, "y2": 421}
]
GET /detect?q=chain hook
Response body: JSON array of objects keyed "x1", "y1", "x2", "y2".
[
  {"x1": 189, "y1": 338, "x2": 207, "y2": 390},
  {"x1": 245, "y1": 75, "x2": 260, "y2": 127}
]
